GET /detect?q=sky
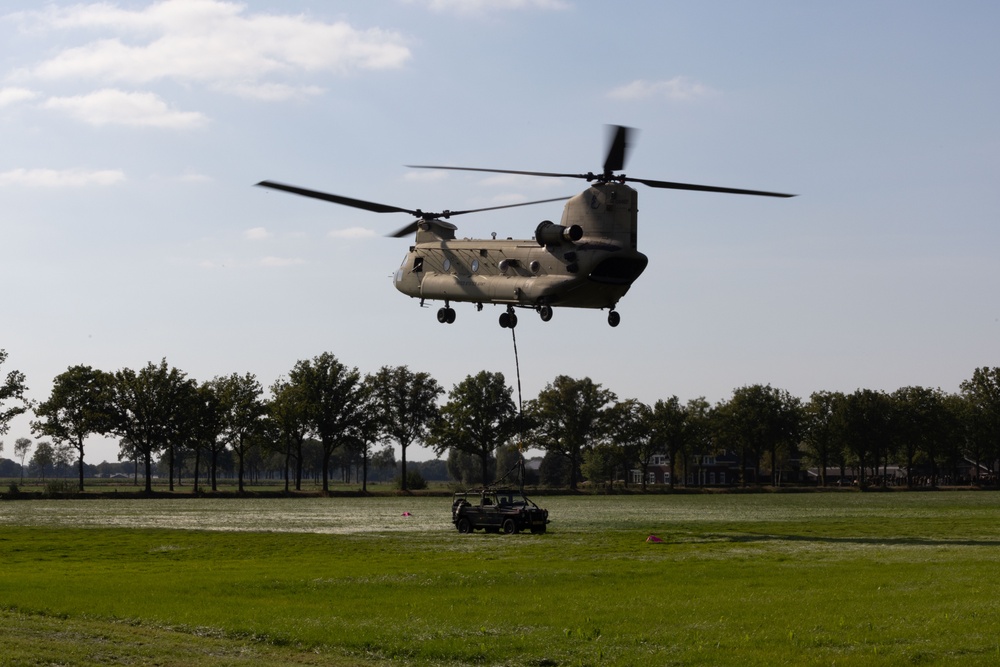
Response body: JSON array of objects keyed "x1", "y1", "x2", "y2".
[{"x1": 2, "y1": 0, "x2": 999, "y2": 465}]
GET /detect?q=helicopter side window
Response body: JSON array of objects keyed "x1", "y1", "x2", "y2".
[{"x1": 412, "y1": 257, "x2": 423, "y2": 273}]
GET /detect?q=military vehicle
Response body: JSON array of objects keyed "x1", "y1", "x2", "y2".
[
  {"x1": 452, "y1": 487, "x2": 549, "y2": 534},
  {"x1": 256, "y1": 125, "x2": 793, "y2": 328}
]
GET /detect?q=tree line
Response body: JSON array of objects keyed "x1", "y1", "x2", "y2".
[{"x1": 2, "y1": 348, "x2": 1000, "y2": 492}]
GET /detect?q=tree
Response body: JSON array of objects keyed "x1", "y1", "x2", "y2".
[
  {"x1": 290, "y1": 353, "x2": 366, "y2": 493},
  {"x1": 892, "y1": 386, "x2": 948, "y2": 487},
  {"x1": 802, "y1": 391, "x2": 845, "y2": 487},
  {"x1": 30, "y1": 441, "x2": 55, "y2": 481},
  {"x1": 715, "y1": 384, "x2": 802, "y2": 486},
  {"x1": 213, "y1": 372, "x2": 266, "y2": 493},
  {"x1": 184, "y1": 382, "x2": 225, "y2": 493},
  {"x1": 14, "y1": 437, "x2": 31, "y2": 483},
  {"x1": 961, "y1": 367, "x2": 1000, "y2": 480},
  {"x1": 1, "y1": 349, "x2": 31, "y2": 437},
  {"x1": 371, "y1": 445, "x2": 397, "y2": 482},
  {"x1": 679, "y1": 398, "x2": 713, "y2": 487},
  {"x1": 346, "y1": 376, "x2": 382, "y2": 492},
  {"x1": 603, "y1": 398, "x2": 650, "y2": 488},
  {"x1": 526, "y1": 375, "x2": 616, "y2": 490},
  {"x1": 372, "y1": 365, "x2": 443, "y2": 492},
  {"x1": 647, "y1": 397, "x2": 686, "y2": 490},
  {"x1": 32, "y1": 365, "x2": 113, "y2": 491},
  {"x1": 429, "y1": 371, "x2": 517, "y2": 487},
  {"x1": 834, "y1": 389, "x2": 893, "y2": 487},
  {"x1": 269, "y1": 377, "x2": 311, "y2": 492},
  {"x1": 106, "y1": 359, "x2": 193, "y2": 494}
]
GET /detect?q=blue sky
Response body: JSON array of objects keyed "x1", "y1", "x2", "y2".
[{"x1": 2, "y1": 1, "x2": 998, "y2": 464}]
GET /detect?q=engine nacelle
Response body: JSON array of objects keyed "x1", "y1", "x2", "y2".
[{"x1": 535, "y1": 220, "x2": 583, "y2": 246}]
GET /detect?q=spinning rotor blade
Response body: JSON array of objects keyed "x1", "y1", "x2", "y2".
[
  {"x1": 603, "y1": 124, "x2": 632, "y2": 174},
  {"x1": 256, "y1": 181, "x2": 416, "y2": 215},
  {"x1": 256, "y1": 180, "x2": 571, "y2": 237},
  {"x1": 443, "y1": 196, "x2": 573, "y2": 217},
  {"x1": 625, "y1": 176, "x2": 795, "y2": 198},
  {"x1": 408, "y1": 124, "x2": 796, "y2": 198}
]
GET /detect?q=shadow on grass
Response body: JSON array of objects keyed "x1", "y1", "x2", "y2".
[{"x1": 703, "y1": 532, "x2": 1000, "y2": 548}]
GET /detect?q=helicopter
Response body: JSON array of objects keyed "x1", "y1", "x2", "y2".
[{"x1": 256, "y1": 126, "x2": 794, "y2": 328}]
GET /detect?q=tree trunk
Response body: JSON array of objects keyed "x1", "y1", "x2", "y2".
[
  {"x1": 193, "y1": 448, "x2": 201, "y2": 494},
  {"x1": 362, "y1": 450, "x2": 368, "y2": 493},
  {"x1": 76, "y1": 440, "x2": 85, "y2": 492},
  {"x1": 400, "y1": 443, "x2": 409, "y2": 491},
  {"x1": 143, "y1": 450, "x2": 153, "y2": 494},
  {"x1": 168, "y1": 443, "x2": 175, "y2": 492}
]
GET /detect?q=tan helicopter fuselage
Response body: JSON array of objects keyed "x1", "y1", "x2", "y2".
[{"x1": 393, "y1": 182, "x2": 649, "y2": 312}]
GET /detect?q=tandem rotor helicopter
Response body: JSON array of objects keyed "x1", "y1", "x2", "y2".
[{"x1": 256, "y1": 126, "x2": 794, "y2": 328}]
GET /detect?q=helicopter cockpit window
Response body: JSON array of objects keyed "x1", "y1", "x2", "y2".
[{"x1": 412, "y1": 257, "x2": 423, "y2": 272}]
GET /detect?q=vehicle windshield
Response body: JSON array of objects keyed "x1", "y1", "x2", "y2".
[{"x1": 493, "y1": 492, "x2": 528, "y2": 506}]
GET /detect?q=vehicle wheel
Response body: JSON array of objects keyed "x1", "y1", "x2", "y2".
[
  {"x1": 530, "y1": 526, "x2": 547, "y2": 534},
  {"x1": 457, "y1": 517, "x2": 472, "y2": 534},
  {"x1": 608, "y1": 310, "x2": 621, "y2": 327},
  {"x1": 539, "y1": 305, "x2": 553, "y2": 322},
  {"x1": 445, "y1": 307, "x2": 456, "y2": 324},
  {"x1": 501, "y1": 518, "x2": 518, "y2": 534}
]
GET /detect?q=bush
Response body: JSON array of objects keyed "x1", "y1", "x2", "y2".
[
  {"x1": 395, "y1": 469, "x2": 427, "y2": 491},
  {"x1": 44, "y1": 480, "x2": 76, "y2": 497}
]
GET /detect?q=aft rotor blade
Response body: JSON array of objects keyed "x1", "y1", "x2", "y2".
[
  {"x1": 406, "y1": 165, "x2": 590, "y2": 181},
  {"x1": 444, "y1": 196, "x2": 573, "y2": 217},
  {"x1": 389, "y1": 221, "x2": 420, "y2": 238},
  {"x1": 603, "y1": 125, "x2": 632, "y2": 174},
  {"x1": 626, "y1": 176, "x2": 796, "y2": 198},
  {"x1": 256, "y1": 181, "x2": 417, "y2": 215}
]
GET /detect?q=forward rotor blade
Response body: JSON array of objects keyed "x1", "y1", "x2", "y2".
[
  {"x1": 603, "y1": 125, "x2": 632, "y2": 174},
  {"x1": 625, "y1": 176, "x2": 796, "y2": 198},
  {"x1": 256, "y1": 181, "x2": 417, "y2": 215}
]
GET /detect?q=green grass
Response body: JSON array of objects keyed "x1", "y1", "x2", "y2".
[{"x1": 3, "y1": 493, "x2": 1000, "y2": 665}]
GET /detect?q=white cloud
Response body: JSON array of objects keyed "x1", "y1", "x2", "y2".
[
  {"x1": 0, "y1": 87, "x2": 39, "y2": 108},
  {"x1": 608, "y1": 77, "x2": 717, "y2": 102},
  {"x1": 42, "y1": 89, "x2": 208, "y2": 128},
  {"x1": 245, "y1": 227, "x2": 272, "y2": 240},
  {"x1": 218, "y1": 82, "x2": 324, "y2": 102},
  {"x1": 409, "y1": 0, "x2": 569, "y2": 13},
  {"x1": 403, "y1": 170, "x2": 449, "y2": 183},
  {"x1": 9, "y1": 1, "x2": 411, "y2": 94},
  {"x1": 0, "y1": 168, "x2": 125, "y2": 187},
  {"x1": 328, "y1": 227, "x2": 377, "y2": 239}
]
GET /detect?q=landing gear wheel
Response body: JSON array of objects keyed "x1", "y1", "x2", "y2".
[
  {"x1": 608, "y1": 310, "x2": 621, "y2": 327},
  {"x1": 538, "y1": 305, "x2": 553, "y2": 322},
  {"x1": 499, "y1": 307, "x2": 518, "y2": 329},
  {"x1": 437, "y1": 307, "x2": 456, "y2": 324},
  {"x1": 445, "y1": 307, "x2": 456, "y2": 324},
  {"x1": 501, "y1": 518, "x2": 518, "y2": 534}
]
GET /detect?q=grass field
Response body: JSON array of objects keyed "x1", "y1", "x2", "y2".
[{"x1": 2, "y1": 491, "x2": 1000, "y2": 665}]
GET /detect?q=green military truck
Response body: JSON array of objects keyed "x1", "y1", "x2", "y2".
[{"x1": 451, "y1": 487, "x2": 549, "y2": 534}]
